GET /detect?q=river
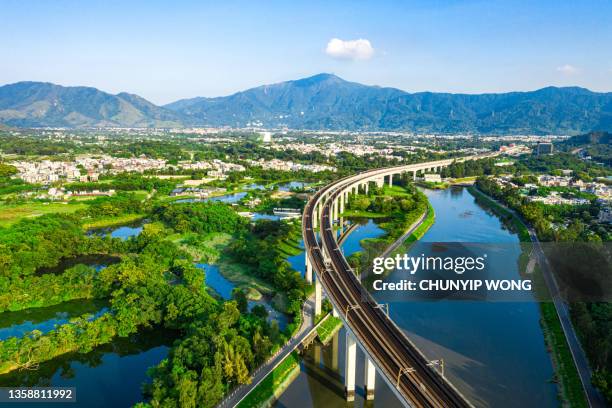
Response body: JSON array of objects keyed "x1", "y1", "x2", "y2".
[
  {"x1": 274, "y1": 187, "x2": 559, "y2": 408},
  {"x1": 0, "y1": 328, "x2": 175, "y2": 408},
  {"x1": 0, "y1": 299, "x2": 108, "y2": 341}
]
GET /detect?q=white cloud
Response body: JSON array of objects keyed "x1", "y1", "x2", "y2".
[
  {"x1": 325, "y1": 38, "x2": 374, "y2": 61},
  {"x1": 556, "y1": 64, "x2": 579, "y2": 75}
]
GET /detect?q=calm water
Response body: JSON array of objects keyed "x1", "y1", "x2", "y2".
[
  {"x1": 0, "y1": 328, "x2": 174, "y2": 408},
  {"x1": 287, "y1": 239, "x2": 306, "y2": 276},
  {"x1": 174, "y1": 191, "x2": 247, "y2": 204},
  {"x1": 275, "y1": 187, "x2": 558, "y2": 408},
  {"x1": 0, "y1": 299, "x2": 108, "y2": 341},
  {"x1": 341, "y1": 219, "x2": 385, "y2": 258},
  {"x1": 88, "y1": 220, "x2": 146, "y2": 240},
  {"x1": 286, "y1": 219, "x2": 385, "y2": 278},
  {"x1": 277, "y1": 181, "x2": 311, "y2": 191},
  {"x1": 245, "y1": 183, "x2": 266, "y2": 190},
  {"x1": 196, "y1": 263, "x2": 288, "y2": 330},
  {"x1": 252, "y1": 212, "x2": 281, "y2": 221},
  {"x1": 36, "y1": 254, "x2": 121, "y2": 275}
]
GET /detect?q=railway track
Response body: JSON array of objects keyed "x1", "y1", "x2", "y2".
[{"x1": 301, "y1": 159, "x2": 488, "y2": 407}]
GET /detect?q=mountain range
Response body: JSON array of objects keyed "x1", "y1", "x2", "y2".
[{"x1": 1, "y1": 74, "x2": 611, "y2": 134}]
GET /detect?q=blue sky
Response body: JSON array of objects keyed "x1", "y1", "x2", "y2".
[{"x1": 1, "y1": 0, "x2": 611, "y2": 104}]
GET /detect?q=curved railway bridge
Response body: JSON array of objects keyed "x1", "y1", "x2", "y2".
[{"x1": 302, "y1": 154, "x2": 496, "y2": 407}]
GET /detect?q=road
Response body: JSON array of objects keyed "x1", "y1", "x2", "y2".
[
  {"x1": 473, "y1": 187, "x2": 607, "y2": 408},
  {"x1": 217, "y1": 294, "x2": 316, "y2": 408}
]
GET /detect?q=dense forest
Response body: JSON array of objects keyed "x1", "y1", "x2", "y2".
[{"x1": 0, "y1": 197, "x2": 308, "y2": 407}]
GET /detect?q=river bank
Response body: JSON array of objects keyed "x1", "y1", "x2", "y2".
[
  {"x1": 275, "y1": 186, "x2": 560, "y2": 408},
  {"x1": 468, "y1": 185, "x2": 588, "y2": 407}
]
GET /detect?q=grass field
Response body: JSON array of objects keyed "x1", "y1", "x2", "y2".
[
  {"x1": 237, "y1": 352, "x2": 300, "y2": 408},
  {"x1": 0, "y1": 202, "x2": 88, "y2": 227},
  {"x1": 81, "y1": 213, "x2": 145, "y2": 230},
  {"x1": 167, "y1": 231, "x2": 233, "y2": 263},
  {"x1": 340, "y1": 209, "x2": 387, "y2": 218},
  {"x1": 316, "y1": 315, "x2": 343, "y2": 344}
]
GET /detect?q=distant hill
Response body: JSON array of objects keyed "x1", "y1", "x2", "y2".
[
  {"x1": 0, "y1": 82, "x2": 184, "y2": 128},
  {"x1": 1, "y1": 75, "x2": 612, "y2": 134},
  {"x1": 559, "y1": 131, "x2": 612, "y2": 165},
  {"x1": 560, "y1": 131, "x2": 612, "y2": 146},
  {"x1": 165, "y1": 73, "x2": 612, "y2": 134}
]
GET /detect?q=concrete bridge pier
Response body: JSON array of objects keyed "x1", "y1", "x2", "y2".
[
  {"x1": 388, "y1": 174, "x2": 393, "y2": 187},
  {"x1": 364, "y1": 357, "x2": 376, "y2": 400},
  {"x1": 344, "y1": 331, "x2": 357, "y2": 401},
  {"x1": 314, "y1": 273, "x2": 322, "y2": 316},
  {"x1": 305, "y1": 254, "x2": 312, "y2": 284},
  {"x1": 314, "y1": 343, "x2": 321, "y2": 366},
  {"x1": 331, "y1": 332, "x2": 339, "y2": 370}
]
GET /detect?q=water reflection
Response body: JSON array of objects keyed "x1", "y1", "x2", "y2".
[
  {"x1": 0, "y1": 299, "x2": 108, "y2": 341},
  {"x1": 174, "y1": 192, "x2": 247, "y2": 204},
  {"x1": 274, "y1": 327, "x2": 403, "y2": 408},
  {"x1": 196, "y1": 263, "x2": 288, "y2": 330},
  {"x1": 277, "y1": 181, "x2": 311, "y2": 191},
  {"x1": 0, "y1": 328, "x2": 176, "y2": 408},
  {"x1": 276, "y1": 187, "x2": 559, "y2": 408},
  {"x1": 88, "y1": 220, "x2": 146, "y2": 240},
  {"x1": 36, "y1": 254, "x2": 121, "y2": 275}
]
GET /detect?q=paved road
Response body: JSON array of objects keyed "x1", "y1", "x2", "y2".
[
  {"x1": 529, "y1": 230, "x2": 607, "y2": 408},
  {"x1": 474, "y1": 187, "x2": 606, "y2": 408},
  {"x1": 216, "y1": 294, "x2": 316, "y2": 408}
]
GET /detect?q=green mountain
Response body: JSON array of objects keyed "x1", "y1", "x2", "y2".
[
  {"x1": 1, "y1": 75, "x2": 611, "y2": 134},
  {"x1": 165, "y1": 73, "x2": 612, "y2": 134},
  {"x1": 0, "y1": 82, "x2": 184, "y2": 128},
  {"x1": 559, "y1": 131, "x2": 612, "y2": 165}
]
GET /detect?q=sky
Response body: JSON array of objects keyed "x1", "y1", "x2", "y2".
[{"x1": 1, "y1": 0, "x2": 611, "y2": 104}]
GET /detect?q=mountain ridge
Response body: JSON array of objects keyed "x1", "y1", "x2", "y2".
[{"x1": 1, "y1": 74, "x2": 611, "y2": 134}]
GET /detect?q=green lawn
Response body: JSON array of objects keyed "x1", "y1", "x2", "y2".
[
  {"x1": 380, "y1": 185, "x2": 414, "y2": 197},
  {"x1": 0, "y1": 202, "x2": 88, "y2": 227},
  {"x1": 341, "y1": 209, "x2": 387, "y2": 218},
  {"x1": 81, "y1": 213, "x2": 145, "y2": 230},
  {"x1": 316, "y1": 315, "x2": 343, "y2": 344},
  {"x1": 167, "y1": 231, "x2": 233, "y2": 263},
  {"x1": 237, "y1": 352, "x2": 300, "y2": 408}
]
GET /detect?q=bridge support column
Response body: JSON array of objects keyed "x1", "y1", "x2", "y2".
[
  {"x1": 305, "y1": 254, "x2": 312, "y2": 284},
  {"x1": 388, "y1": 174, "x2": 393, "y2": 187},
  {"x1": 364, "y1": 182, "x2": 368, "y2": 195},
  {"x1": 344, "y1": 331, "x2": 356, "y2": 401},
  {"x1": 332, "y1": 307, "x2": 339, "y2": 317},
  {"x1": 314, "y1": 343, "x2": 321, "y2": 366},
  {"x1": 314, "y1": 274, "x2": 322, "y2": 316},
  {"x1": 412, "y1": 171, "x2": 416, "y2": 181},
  {"x1": 364, "y1": 357, "x2": 376, "y2": 400},
  {"x1": 332, "y1": 332, "x2": 339, "y2": 370}
]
